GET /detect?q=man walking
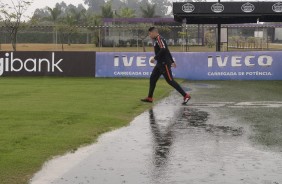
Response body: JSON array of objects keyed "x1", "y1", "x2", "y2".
[{"x1": 141, "y1": 27, "x2": 191, "y2": 105}]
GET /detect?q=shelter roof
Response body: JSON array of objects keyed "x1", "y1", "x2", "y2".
[{"x1": 173, "y1": 2, "x2": 282, "y2": 24}]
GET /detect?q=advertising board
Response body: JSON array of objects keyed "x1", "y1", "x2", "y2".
[
  {"x1": 0, "y1": 51, "x2": 95, "y2": 77},
  {"x1": 96, "y1": 52, "x2": 282, "y2": 80}
]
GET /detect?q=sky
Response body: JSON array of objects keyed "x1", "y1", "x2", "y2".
[
  {"x1": 1, "y1": 0, "x2": 280, "y2": 20},
  {"x1": 1, "y1": 0, "x2": 87, "y2": 20},
  {"x1": 28, "y1": 0, "x2": 88, "y2": 11}
]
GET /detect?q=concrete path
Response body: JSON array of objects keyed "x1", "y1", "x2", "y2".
[{"x1": 31, "y1": 88, "x2": 282, "y2": 184}]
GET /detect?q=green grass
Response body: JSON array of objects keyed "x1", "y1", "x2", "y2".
[
  {"x1": 0, "y1": 77, "x2": 172, "y2": 184},
  {"x1": 189, "y1": 81, "x2": 282, "y2": 150},
  {"x1": 1, "y1": 79, "x2": 282, "y2": 184}
]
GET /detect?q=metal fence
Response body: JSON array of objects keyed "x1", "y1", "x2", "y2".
[{"x1": 1, "y1": 23, "x2": 282, "y2": 52}]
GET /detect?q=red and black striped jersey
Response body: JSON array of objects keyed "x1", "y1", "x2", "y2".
[{"x1": 153, "y1": 35, "x2": 174, "y2": 65}]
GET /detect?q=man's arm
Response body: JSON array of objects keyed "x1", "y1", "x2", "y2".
[
  {"x1": 168, "y1": 51, "x2": 174, "y2": 63},
  {"x1": 154, "y1": 36, "x2": 166, "y2": 61}
]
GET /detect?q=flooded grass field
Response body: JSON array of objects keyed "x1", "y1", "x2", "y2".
[{"x1": 31, "y1": 82, "x2": 282, "y2": 184}]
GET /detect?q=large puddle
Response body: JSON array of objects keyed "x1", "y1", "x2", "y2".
[{"x1": 31, "y1": 91, "x2": 282, "y2": 184}]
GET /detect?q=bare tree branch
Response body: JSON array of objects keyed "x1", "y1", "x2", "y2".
[{"x1": 0, "y1": 0, "x2": 33, "y2": 51}]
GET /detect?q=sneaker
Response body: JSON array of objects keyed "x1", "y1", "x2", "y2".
[
  {"x1": 182, "y1": 94, "x2": 191, "y2": 105},
  {"x1": 141, "y1": 97, "x2": 153, "y2": 103}
]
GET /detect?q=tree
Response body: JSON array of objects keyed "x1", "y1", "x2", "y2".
[
  {"x1": 64, "y1": 13, "x2": 77, "y2": 45},
  {"x1": 47, "y1": 5, "x2": 62, "y2": 23},
  {"x1": 87, "y1": 14, "x2": 101, "y2": 46},
  {"x1": 128, "y1": 0, "x2": 143, "y2": 13},
  {"x1": 84, "y1": 0, "x2": 169, "y2": 18},
  {"x1": 57, "y1": 14, "x2": 78, "y2": 50},
  {"x1": 140, "y1": 3, "x2": 156, "y2": 18},
  {"x1": 118, "y1": 7, "x2": 135, "y2": 18},
  {"x1": 70, "y1": 8, "x2": 87, "y2": 25},
  {"x1": 31, "y1": 8, "x2": 50, "y2": 22},
  {"x1": 0, "y1": 0, "x2": 33, "y2": 51},
  {"x1": 136, "y1": 23, "x2": 152, "y2": 52},
  {"x1": 186, "y1": 0, "x2": 207, "y2": 1},
  {"x1": 56, "y1": 24, "x2": 68, "y2": 51},
  {"x1": 150, "y1": 0, "x2": 171, "y2": 17},
  {"x1": 31, "y1": 3, "x2": 87, "y2": 24},
  {"x1": 101, "y1": 2, "x2": 114, "y2": 18},
  {"x1": 0, "y1": 17, "x2": 3, "y2": 50},
  {"x1": 111, "y1": 0, "x2": 123, "y2": 10},
  {"x1": 205, "y1": 30, "x2": 215, "y2": 48},
  {"x1": 84, "y1": 0, "x2": 105, "y2": 14},
  {"x1": 47, "y1": 5, "x2": 62, "y2": 44}
]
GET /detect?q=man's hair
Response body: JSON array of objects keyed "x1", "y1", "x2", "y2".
[{"x1": 148, "y1": 27, "x2": 158, "y2": 32}]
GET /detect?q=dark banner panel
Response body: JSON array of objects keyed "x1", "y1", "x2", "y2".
[
  {"x1": 173, "y1": 2, "x2": 282, "y2": 24},
  {"x1": 0, "y1": 51, "x2": 95, "y2": 77},
  {"x1": 173, "y1": 2, "x2": 282, "y2": 15}
]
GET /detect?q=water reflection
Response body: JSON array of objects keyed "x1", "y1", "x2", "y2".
[
  {"x1": 149, "y1": 107, "x2": 244, "y2": 169},
  {"x1": 179, "y1": 108, "x2": 244, "y2": 137},
  {"x1": 149, "y1": 109, "x2": 174, "y2": 168}
]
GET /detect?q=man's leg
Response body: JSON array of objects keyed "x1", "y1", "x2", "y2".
[
  {"x1": 148, "y1": 66, "x2": 161, "y2": 98},
  {"x1": 162, "y1": 64, "x2": 187, "y2": 96},
  {"x1": 141, "y1": 66, "x2": 161, "y2": 103},
  {"x1": 162, "y1": 64, "x2": 191, "y2": 104}
]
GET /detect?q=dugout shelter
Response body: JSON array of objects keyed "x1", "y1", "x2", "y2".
[{"x1": 173, "y1": 1, "x2": 282, "y2": 51}]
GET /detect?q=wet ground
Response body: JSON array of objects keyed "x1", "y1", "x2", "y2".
[{"x1": 31, "y1": 84, "x2": 282, "y2": 184}]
